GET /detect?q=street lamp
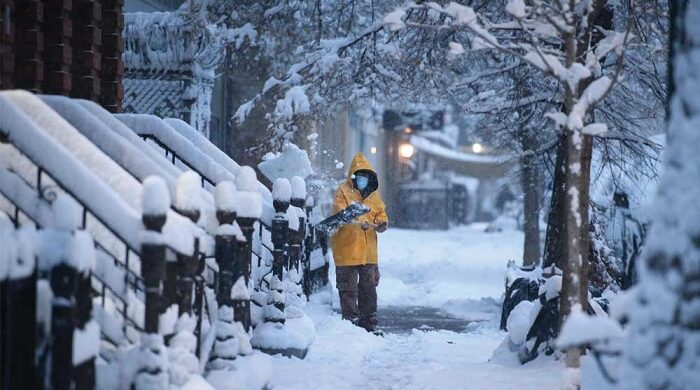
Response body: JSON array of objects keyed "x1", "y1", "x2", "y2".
[
  {"x1": 472, "y1": 143, "x2": 483, "y2": 153},
  {"x1": 399, "y1": 142, "x2": 415, "y2": 159}
]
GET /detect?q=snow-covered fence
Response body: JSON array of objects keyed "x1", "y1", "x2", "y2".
[
  {"x1": 1, "y1": 89, "x2": 323, "y2": 388},
  {"x1": 0, "y1": 193, "x2": 100, "y2": 389}
]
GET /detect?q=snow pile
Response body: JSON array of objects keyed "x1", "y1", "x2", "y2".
[
  {"x1": 377, "y1": 225, "x2": 523, "y2": 306},
  {"x1": 557, "y1": 307, "x2": 623, "y2": 349},
  {"x1": 70, "y1": 230, "x2": 97, "y2": 273},
  {"x1": 272, "y1": 178, "x2": 292, "y2": 202},
  {"x1": 214, "y1": 181, "x2": 237, "y2": 213},
  {"x1": 506, "y1": 301, "x2": 537, "y2": 345},
  {"x1": 207, "y1": 306, "x2": 248, "y2": 371},
  {"x1": 290, "y1": 176, "x2": 307, "y2": 200},
  {"x1": 286, "y1": 206, "x2": 304, "y2": 231},
  {"x1": 175, "y1": 171, "x2": 203, "y2": 213},
  {"x1": 142, "y1": 176, "x2": 171, "y2": 216},
  {"x1": 235, "y1": 167, "x2": 263, "y2": 219},
  {"x1": 259, "y1": 143, "x2": 314, "y2": 182},
  {"x1": 133, "y1": 334, "x2": 169, "y2": 390},
  {"x1": 206, "y1": 352, "x2": 272, "y2": 390},
  {"x1": 250, "y1": 313, "x2": 315, "y2": 352},
  {"x1": 539, "y1": 275, "x2": 562, "y2": 301},
  {"x1": 168, "y1": 314, "x2": 206, "y2": 388},
  {"x1": 235, "y1": 166, "x2": 258, "y2": 192}
]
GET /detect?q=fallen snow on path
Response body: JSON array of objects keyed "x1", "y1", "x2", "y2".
[
  {"x1": 267, "y1": 225, "x2": 562, "y2": 389},
  {"x1": 268, "y1": 302, "x2": 561, "y2": 390},
  {"x1": 378, "y1": 224, "x2": 522, "y2": 318}
]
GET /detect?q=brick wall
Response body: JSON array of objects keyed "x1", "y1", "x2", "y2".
[{"x1": 0, "y1": 0, "x2": 123, "y2": 112}]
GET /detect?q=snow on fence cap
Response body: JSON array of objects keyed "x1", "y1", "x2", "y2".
[
  {"x1": 70, "y1": 230, "x2": 96, "y2": 273},
  {"x1": 175, "y1": 171, "x2": 202, "y2": 213},
  {"x1": 235, "y1": 166, "x2": 258, "y2": 192},
  {"x1": 258, "y1": 143, "x2": 314, "y2": 182},
  {"x1": 142, "y1": 176, "x2": 171, "y2": 216},
  {"x1": 214, "y1": 181, "x2": 237, "y2": 212},
  {"x1": 217, "y1": 222, "x2": 245, "y2": 241},
  {"x1": 236, "y1": 190, "x2": 262, "y2": 219},
  {"x1": 290, "y1": 176, "x2": 306, "y2": 200},
  {"x1": 52, "y1": 193, "x2": 81, "y2": 231},
  {"x1": 272, "y1": 178, "x2": 292, "y2": 202}
]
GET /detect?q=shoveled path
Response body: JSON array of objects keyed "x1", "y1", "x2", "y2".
[{"x1": 267, "y1": 225, "x2": 562, "y2": 390}]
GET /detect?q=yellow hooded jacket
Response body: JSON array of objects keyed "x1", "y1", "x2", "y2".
[{"x1": 331, "y1": 153, "x2": 389, "y2": 266}]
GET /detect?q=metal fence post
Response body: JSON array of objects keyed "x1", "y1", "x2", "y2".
[
  {"x1": 290, "y1": 195, "x2": 306, "y2": 302},
  {"x1": 236, "y1": 216, "x2": 256, "y2": 331},
  {"x1": 233, "y1": 167, "x2": 263, "y2": 332},
  {"x1": 72, "y1": 231, "x2": 97, "y2": 390},
  {"x1": 0, "y1": 220, "x2": 37, "y2": 390},
  {"x1": 209, "y1": 181, "x2": 242, "y2": 370},
  {"x1": 215, "y1": 208, "x2": 237, "y2": 309},
  {"x1": 175, "y1": 209, "x2": 200, "y2": 316},
  {"x1": 46, "y1": 197, "x2": 82, "y2": 390},
  {"x1": 302, "y1": 197, "x2": 314, "y2": 297},
  {"x1": 267, "y1": 179, "x2": 291, "y2": 324},
  {"x1": 141, "y1": 210, "x2": 167, "y2": 334},
  {"x1": 135, "y1": 177, "x2": 170, "y2": 390}
]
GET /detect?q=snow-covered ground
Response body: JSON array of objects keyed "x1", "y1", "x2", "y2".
[{"x1": 267, "y1": 224, "x2": 563, "y2": 389}]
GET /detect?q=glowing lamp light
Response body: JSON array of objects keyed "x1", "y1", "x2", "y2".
[
  {"x1": 404, "y1": 127, "x2": 412, "y2": 134},
  {"x1": 370, "y1": 146, "x2": 378, "y2": 154},
  {"x1": 472, "y1": 143, "x2": 483, "y2": 153},
  {"x1": 399, "y1": 143, "x2": 415, "y2": 159}
]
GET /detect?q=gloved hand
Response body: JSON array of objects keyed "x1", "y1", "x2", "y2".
[{"x1": 376, "y1": 221, "x2": 388, "y2": 233}]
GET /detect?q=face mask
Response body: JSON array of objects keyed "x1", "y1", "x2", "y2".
[{"x1": 356, "y1": 176, "x2": 369, "y2": 191}]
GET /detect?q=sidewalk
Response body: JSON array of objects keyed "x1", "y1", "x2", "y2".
[{"x1": 266, "y1": 225, "x2": 563, "y2": 390}]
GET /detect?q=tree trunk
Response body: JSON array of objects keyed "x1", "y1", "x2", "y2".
[
  {"x1": 521, "y1": 143, "x2": 541, "y2": 266},
  {"x1": 577, "y1": 133, "x2": 594, "y2": 310},
  {"x1": 542, "y1": 133, "x2": 568, "y2": 270}
]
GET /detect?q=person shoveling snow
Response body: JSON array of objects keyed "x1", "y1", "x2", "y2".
[{"x1": 330, "y1": 153, "x2": 388, "y2": 334}]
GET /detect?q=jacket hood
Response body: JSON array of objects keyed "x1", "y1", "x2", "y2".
[
  {"x1": 347, "y1": 153, "x2": 376, "y2": 178},
  {"x1": 347, "y1": 153, "x2": 378, "y2": 195}
]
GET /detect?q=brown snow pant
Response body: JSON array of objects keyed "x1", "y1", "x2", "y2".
[{"x1": 336, "y1": 264, "x2": 379, "y2": 331}]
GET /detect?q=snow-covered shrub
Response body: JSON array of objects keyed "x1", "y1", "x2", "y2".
[{"x1": 167, "y1": 314, "x2": 200, "y2": 387}]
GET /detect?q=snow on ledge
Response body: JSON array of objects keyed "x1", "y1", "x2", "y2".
[{"x1": 410, "y1": 135, "x2": 512, "y2": 165}]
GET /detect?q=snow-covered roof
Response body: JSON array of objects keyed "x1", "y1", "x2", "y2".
[{"x1": 410, "y1": 135, "x2": 515, "y2": 179}]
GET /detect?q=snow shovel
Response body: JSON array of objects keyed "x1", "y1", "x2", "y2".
[{"x1": 314, "y1": 202, "x2": 371, "y2": 233}]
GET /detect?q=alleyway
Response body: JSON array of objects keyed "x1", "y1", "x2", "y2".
[{"x1": 267, "y1": 225, "x2": 563, "y2": 390}]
